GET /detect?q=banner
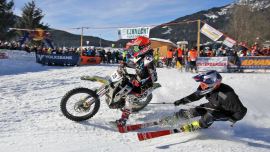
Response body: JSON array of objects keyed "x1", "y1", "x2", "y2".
[
  {"x1": 80, "y1": 56, "x2": 102, "y2": 65},
  {"x1": 118, "y1": 27, "x2": 151, "y2": 39},
  {"x1": 196, "y1": 57, "x2": 228, "y2": 72},
  {"x1": 223, "y1": 37, "x2": 236, "y2": 48},
  {"x1": 239, "y1": 56, "x2": 270, "y2": 69},
  {"x1": 200, "y1": 23, "x2": 223, "y2": 41},
  {"x1": 36, "y1": 53, "x2": 80, "y2": 66}
]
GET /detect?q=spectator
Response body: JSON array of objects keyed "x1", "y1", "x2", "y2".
[
  {"x1": 106, "y1": 49, "x2": 112, "y2": 64},
  {"x1": 188, "y1": 47, "x2": 198, "y2": 72},
  {"x1": 166, "y1": 48, "x2": 173, "y2": 67}
]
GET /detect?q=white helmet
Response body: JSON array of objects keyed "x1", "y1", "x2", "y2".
[{"x1": 193, "y1": 70, "x2": 222, "y2": 95}]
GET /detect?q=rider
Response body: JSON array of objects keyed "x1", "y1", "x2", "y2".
[
  {"x1": 116, "y1": 36, "x2": 158, "y2": 126},
  {"x1": 173, "y1": 70, "x2": 247, "y2": 132}
]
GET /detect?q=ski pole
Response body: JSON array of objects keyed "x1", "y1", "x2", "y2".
[
  {"x1": 149, "y1": 102, "x2": 174, "y2": 105},
  {"x1": 184, "y1": 104, "x2": 219, "y2": 111},
  {"x1": 183, "y1": 98, "x2": 219, "y2": 111}
]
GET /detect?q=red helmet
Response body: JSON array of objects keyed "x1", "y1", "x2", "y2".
[
  {"x1": 127, "y1": 36, "x2": 151, "y2": 57},
  {"x1": 129, "y1": 36, "x2": 150, "y2": 48}
]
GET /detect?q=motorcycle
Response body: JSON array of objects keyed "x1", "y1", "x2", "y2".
[{"x1": 60, "y1": 66, "x2": 161, "y2": 122}]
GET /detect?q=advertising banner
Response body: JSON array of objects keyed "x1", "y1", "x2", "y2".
[
  {"x1": 239, "y1": 56, "x2": 270, "y2": 69},
  {"x1": 196, "y1": 57, "x2": 228, "y2": 72},
  {"x1": 80, "y1": 56, "x2": 102, "y2": 65},
  {"x1": 200, "y1": 23, "x2": 223, "y2": 41},
  {"x1": 36, "y1": 53, "x2": 80, "y2": 65},
  {"x1": 223, "y1": 37, "x2": 236, "y2": 48},
  {"x1": 118, "y1": 27, "x2": 151, "y2": 39}
]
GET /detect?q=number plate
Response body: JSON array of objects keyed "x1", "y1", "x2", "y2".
[
  {"x1": 125, "y1": 67, "x2": 136, "y2": 75},
  {"x1": 110, "y1": 71, "x2": 122, "y2": 82}
]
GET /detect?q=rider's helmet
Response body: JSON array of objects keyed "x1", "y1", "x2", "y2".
[
  {"x1": 193, "y1": 70, "x2": 222, "y2": 95},
  {"x1": 127, "y1": 36, "x2": 151, "y2": 57}
]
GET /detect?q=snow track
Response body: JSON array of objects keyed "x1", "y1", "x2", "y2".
[{"x1": 0, "y1": 50, "x2": 270, "y2": 152}]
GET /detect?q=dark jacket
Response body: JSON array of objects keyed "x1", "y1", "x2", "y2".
[{"x1": 183, "y1": 83, "x2": 247, "y2": 121}]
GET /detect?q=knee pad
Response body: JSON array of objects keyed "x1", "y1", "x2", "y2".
[
  {"x1": 176, "y1": 109, "x2": 192, "y2": 119},
  {"x1": 199, "y1": 113, "x2": 214, "y2": 128}
]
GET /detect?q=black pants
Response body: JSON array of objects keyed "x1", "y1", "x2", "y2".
[{"x1": 177, "y1": 106, "x2": 231, "y2": 128}]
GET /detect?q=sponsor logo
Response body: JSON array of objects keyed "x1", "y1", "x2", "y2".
[
  {"x1": 241, "y1": 59, "x2": 270, "y2": 66},
  {"x1": 37, "y1": 54, "x2": 73, "y2": 60},
  {"x1": 37, "y1": 54, "x2": 45, "y2": 61},
  {"x1": 87, "y1": 58, "x2": 96, "y2": 63},
  {"x1": 197, "y1": 62, "x2": 227, "y2": 66}
]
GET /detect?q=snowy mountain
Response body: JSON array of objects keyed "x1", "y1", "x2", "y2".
[
  {"x1": 150, "y1": 0, "x2": 270, "y2": 47},
  {"x1": 238, "y1": 0, "x2": 270, "y2": 9},
  {"x1": 1, "y1": 50, "x2": 270, "y2": 152}
]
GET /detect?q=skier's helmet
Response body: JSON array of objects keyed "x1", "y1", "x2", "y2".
[
  {"x1": 193, "y1": 70, "x2": 222, "y2": 95},
  {"x1": 127, "y1": 36, "x2": 151, "y2": 57}
]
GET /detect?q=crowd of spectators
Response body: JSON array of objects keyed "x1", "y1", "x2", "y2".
[
  {"x1": 163, "y1": 42, "x2": 270, "y2": 72},
  {"x1": 0, "y1": 40, "x2": 124, "y2": 64},
  {"x1": 198, "y1": 43, "x2": 270, "y2": 57}
]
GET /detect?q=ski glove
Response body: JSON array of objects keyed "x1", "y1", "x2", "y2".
[{"x1": 174, "y1": 98, "x2": 189, "y2": 106}]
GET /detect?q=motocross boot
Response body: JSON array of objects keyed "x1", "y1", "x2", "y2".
[
  {"x1": 116, "y1": 108, "x2": 131, "y2": 126},
  {"x1": 180, "y1": 120, "x2": 201, "y2": 132}
]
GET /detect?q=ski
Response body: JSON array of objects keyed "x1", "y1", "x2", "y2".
[
  {"x1": 137, "y1": 128, "x2": 183, "y2": 141},
  {"x1": 117, "y1": 114, "x2": 179, "y2": 133},
  {"x1": 118, "y1": 121, "x2": 160, "y2": 133},
  {"x1": 137, "y1": 121, "x2": 202, "y2": 141}
]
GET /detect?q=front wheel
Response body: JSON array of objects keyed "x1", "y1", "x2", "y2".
[{"x1": 60, "y1": 88, "x2": 100, "y2": 121}]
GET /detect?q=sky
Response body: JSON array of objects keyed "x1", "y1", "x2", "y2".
[{"x1": 13, "y1": 0, "x2": 234, "y2": 41}]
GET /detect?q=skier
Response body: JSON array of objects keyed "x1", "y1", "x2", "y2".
[
  {"x1": 116, "y1": 36, "x2": 158, "y2": 126},
  {"x1": 174, "y1": 70, "x2": 247, "y2": 132}
]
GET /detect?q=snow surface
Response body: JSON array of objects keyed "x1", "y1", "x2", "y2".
[
  {"x1": 1, "y1": 50, "x2": 270, "y2": 152},
  {"x1": 204, "y1": 14, "x2": 219, "y2": 19}
]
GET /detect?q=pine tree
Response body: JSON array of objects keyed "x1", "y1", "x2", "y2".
[
  {"x1": 0, "y1": 0, "x2": 15, "y2": 40},
  {"x1": 17, "y1": 0, "x2": 48, "y2": 29},
  {"x1": 17, "y1": 0, "x2": 49, "y2": 47}
]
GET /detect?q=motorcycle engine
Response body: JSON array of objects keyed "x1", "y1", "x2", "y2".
[{"x1": 105, "y1": 79, "x2": 128, "y2": 109}]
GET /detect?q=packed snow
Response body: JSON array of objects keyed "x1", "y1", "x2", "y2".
[{"x1": 0, "y1": 50, "x2": 270, "y2": 152}]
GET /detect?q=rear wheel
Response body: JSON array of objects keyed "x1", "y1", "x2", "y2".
[
  {"x1": 60, "y1": 88, "x2": 100, "y2": 121},
  {"x1": 132, "y1": 94, "x2": 152, "y2": 112}
]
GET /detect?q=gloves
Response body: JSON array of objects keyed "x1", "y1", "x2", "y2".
[{"x1": 174, "y1": 98, "x2": 187, "y2": 106}]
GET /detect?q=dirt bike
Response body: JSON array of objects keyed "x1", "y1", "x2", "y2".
[{"x1": 60, "y1": 66, "x2": 161, "y2": 122}]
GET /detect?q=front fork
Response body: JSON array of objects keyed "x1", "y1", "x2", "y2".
[{"x1": 79, "y1": 85, "x2": 108, "y2": 110}]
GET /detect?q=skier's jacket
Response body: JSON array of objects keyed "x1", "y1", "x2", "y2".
[{"x1": 182, "y1": 83, "x2": 247, "y2": 122}]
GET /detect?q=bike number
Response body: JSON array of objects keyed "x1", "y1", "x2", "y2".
[{"x1": 110, "y1": 71, "x2": 122, "y2": 82}]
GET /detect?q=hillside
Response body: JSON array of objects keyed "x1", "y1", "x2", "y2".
[
  {"x1": 49, "y1": 29, "x2": 115, "y2": 48},
  {"x1": 150, "y1": 0, "x2": 270, "y2": 47}
]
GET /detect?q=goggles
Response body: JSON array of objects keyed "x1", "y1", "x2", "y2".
[{"x1": 193, "y1": 74, "x2": 216, "y2": 84}]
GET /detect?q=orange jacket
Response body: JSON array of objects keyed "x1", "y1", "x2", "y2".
[
  {"x1": 177, "y1": 48, "x2": 183, "y2": 57},
  {"x1": 167, "y1": 49, "x2": 173, "y2": 58},
  {"x1": 188, "y1": 49, "x2": 197, "y2": 61}
]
